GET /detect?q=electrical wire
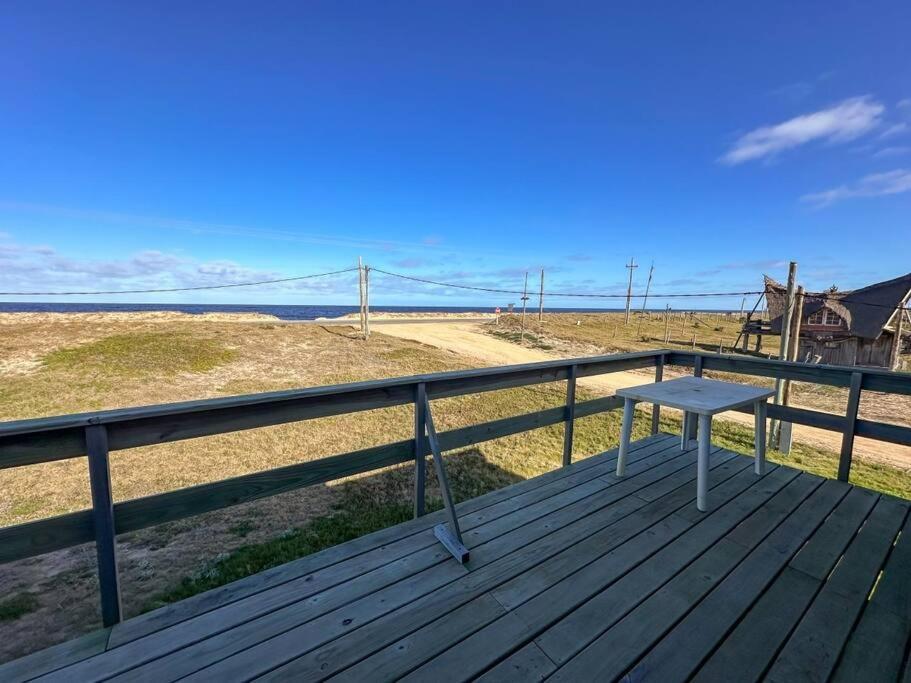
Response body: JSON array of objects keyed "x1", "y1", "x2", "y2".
[
  {"x1": 0, "y1": 267, "x2": 359, "y2": 296},
  {"x1": 370, "y1": 268, "x2": 765, "y2": 299}
]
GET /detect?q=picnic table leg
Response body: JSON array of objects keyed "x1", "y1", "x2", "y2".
[
  {"x1": 616, "y1": 398, "x2": 636, "y2": 476},
  {"x1": 697, "y1": 413, "x2": 712, "y2": 512},
  {"x1": 754, "y1": 400, "x2": 767, "y2": 475},
  {"x1": 680, "y1": 411, "x2": 690, "y2": 451}
]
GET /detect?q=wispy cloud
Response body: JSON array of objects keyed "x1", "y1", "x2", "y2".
[
  {"x1": 801, "y1": 169, "x2": 911, "y2": 207},
  {"x1": 695, "y1": 259, "x2": 788, "y2": 277},
  {"x1": 720, "y1": 96, "x2": 884, "y2": 165},
  {"x1": 872, "y1": 146, "x2": 911, "y2": 159},
  {"x1": 879, "y1": 122, "x2": 908, "y2": 140}
]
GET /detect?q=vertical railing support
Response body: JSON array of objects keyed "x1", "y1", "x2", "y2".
[
  {"x1": 838, "y1": 372, "x2": 863, "y2": 482},
  {"x1": 85, "y1": 424, "x2": 122, "y2": 627},
  {"x1": 562, "y1": 365, "x2": 577, "y2": 467},
  {"x1": 413, "y1": 384, "x2": 427, "y2": 518},
  {"x1": 651, "y1": 354, "x2": 664, "y2": 434},
  {"x1": 422, "y1": 394, "x2": 469, "y2": 564},
  {"x1": 686, "y1": 354, "x2": 704, "y2": 442}
]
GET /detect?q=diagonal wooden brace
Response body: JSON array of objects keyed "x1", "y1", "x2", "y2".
[{"x1": 420, "y1": 388, "x2": 469, "y2": 564}]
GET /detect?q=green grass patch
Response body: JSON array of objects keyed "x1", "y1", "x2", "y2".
[
  {"x1": 145, "y1": 498, "x2": 423, "y2": 610},
  {"x1": 0, "y1": 593, "x2": 39, "y2": 622},
  {"x1": 43, "y1": 332, "x2": 236, "y2": 377}
]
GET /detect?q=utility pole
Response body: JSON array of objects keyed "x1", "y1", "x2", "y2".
[
  {"x1": 739, "y1": 297, "x2": 746, "y2": 320},
  {"x1": 778, "y1": 285, "x2": 805, "y2": 453},
  {"x1": 890, "y1": 300, "x2": 907, "y2": 370},
  {"x1": 624, "y1": 258, "x2": 638, "y2": 324},
  {"x1": 363, "y1": 265, "x2": 371, "y2": 340},
  {"x1": 520, "y1": 272, "x2": 529, "y2": 342},
  {"x1": 357, "y1": 256, "x2": 366, "y2": 337},
  {"x1": 770, "y1": 261, "x2": 797, "y2": 448},
  {"x1": 637, "y1": 262, "x2": 654, "y2": 336},
  {"x1": 538, "y1": 269, "x2": 544, "y2": 322}
]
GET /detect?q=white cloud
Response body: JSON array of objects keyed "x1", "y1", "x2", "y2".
[
  {"x1": 872, "y1": 146, "x2": 911, "y2": 159},
  {"x1": 801, "y1": 169, "x2": 911, "y2": 207},
  {"x1": 879, "y1": 122, "x2": 908, "y2": 139},
  {"x1": 720, "y1": 96, "x2": 884, "y2": 165}
]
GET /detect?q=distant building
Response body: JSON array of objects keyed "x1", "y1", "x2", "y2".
[{"x1": 762, "y1": 272, "x2": 911, "y2": 369}]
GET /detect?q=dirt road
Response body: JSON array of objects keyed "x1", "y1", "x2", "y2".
[{"x1": 378, "y1": 321, "x2": 911, "y2": 469}]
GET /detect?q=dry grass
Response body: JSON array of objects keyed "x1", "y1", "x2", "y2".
[
  {"x1": 0, "y1": 312, "x2": 908, "y2": 663},
  {"x1": 487, "y1": 312, "x2": 911, "y2": 427},
  {"x1": 0, "y1": 315, "x2": 647, "y2": 661}
]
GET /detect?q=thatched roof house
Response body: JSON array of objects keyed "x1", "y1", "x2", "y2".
[{"x1": 763, "y1": 272, "x2": 911, "y2": 368}]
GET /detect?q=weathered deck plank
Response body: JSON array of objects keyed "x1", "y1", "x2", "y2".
[{"x1": 5, "y1": 433, "x2": 910, "y2": 683}]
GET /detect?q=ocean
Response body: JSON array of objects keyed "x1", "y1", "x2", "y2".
[{"x1": 0, "y1": 302, "x2": 639, "y2": 320}]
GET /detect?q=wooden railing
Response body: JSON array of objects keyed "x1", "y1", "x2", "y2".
[{"x1": 1, "y1": 349, "x2": 910, "y2": 626}]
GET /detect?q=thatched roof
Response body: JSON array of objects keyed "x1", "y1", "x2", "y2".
[{"x1": 764, "y1": 271, "x2": 911, "y2": 340}]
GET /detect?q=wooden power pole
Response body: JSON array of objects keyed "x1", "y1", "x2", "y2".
[
  {"x1": 637, "y1": 262, "x2": 654, "y2": 336},
  {"x1": 770, "y1": 261, "x2": 797, "y2": 448},
  {"x1": 363, "y1": 265, "x2": 371, "y2": 340},
  {"x1": 538, "y1": 269, "x2": 544, "y2": 322},
  {"x1": 624, "y1": 258, "x2": 638, "y2": 324},
  {"x1": 520, "y1": 272, "x2": 529, "y2": 342},
  {"x1": 357, "y1": 256, "x2": 366, "y2": 338}
]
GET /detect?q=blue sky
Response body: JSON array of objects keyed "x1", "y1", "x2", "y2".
[{"x1": 1, "y1": 1, "x2": 909, "y2": 309}]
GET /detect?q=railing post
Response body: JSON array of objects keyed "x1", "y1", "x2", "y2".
[
  {"x1": 651, "y1": 354, "x2": 664, "y2": 434},
  {"x1": 413, "y1": 383, "x2": 427, "y2": 518},
  {"x1": 838, "y1": 372, "x2": 863, "y2": 482},
  {"x1": 687, "y1": 354, "x2": 703, "y2": 442},
  {"x1": 85, "y1": 424, "x2": 122, "y2": 627},
  {"x1": 562, "y1": 365, "x2": 577, "y2": 467}
]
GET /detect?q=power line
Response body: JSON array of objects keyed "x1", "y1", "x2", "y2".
[
  {"x1": 371, "y1": 268, "x2": 764, "y2": 299},
  {"x1": 0, "y1": 267, "x2": 358, "y2": 296}
]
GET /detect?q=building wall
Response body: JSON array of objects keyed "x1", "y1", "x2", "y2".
[{"x1": 798, "y1": 334, "x2": 894, "y2": 368}]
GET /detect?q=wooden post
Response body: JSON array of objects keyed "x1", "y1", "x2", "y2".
[
  {"x1": 363, "y1": 266, "x2": 371, "y2": 339},
  {"x1": 357, "y1": 256, "x2": 365, "y2": 337},
  {"x1": 413, "y1": 384, "x2": 426, "y2": 518},
  {"x1": 651, "y1": 354, "x2": 664, "y2": 434},
  {"x1": 562, "y1": 365, "x2": 577, "y2": 466},
  {"x1": 624, "y1": 258, "x2": 638, "y2": 324},
  {"x1": 779, "y1": 285, "x2": 805, "y2": 454},
  {"x1": 637, "y1": 262, "x2": 654, "y2": 336},
  {"x1": 538, "y1": 269, "x2": 544, "y2": 322},
  {"x1": 770, "y1": 261, "x2": 797, "y2": 448},
  {"x1": 86, "y1": 424, "x2": 122, "y2": 627},
  {"x1": 838, "y1": 371, "x2": 863, "y2": 482},
  {"x1": 686, "y1": 354, "x2": 703, "y2": 443},
  {"x1": 663, "y1": 305, "x2": 670, "y2": 344},
  {"x1": 691, "y1": 332, "x2": 696, "y2": 349},
  {"x1": 890, "y1": 302, "x2": 906, "y2": 370},
  {"x1": 520, "y1": 272, "x2": 529, "y2": 342}
]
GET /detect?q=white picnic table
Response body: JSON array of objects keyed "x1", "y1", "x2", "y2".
[{"x1": 615, "y1": 376, "x2": 775, "y2": 511}]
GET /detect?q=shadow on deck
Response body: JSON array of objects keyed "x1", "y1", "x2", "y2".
[{"x1": 4, "y1": 433, "x2": 910, "y2": 682}]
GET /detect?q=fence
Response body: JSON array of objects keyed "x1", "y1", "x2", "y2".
[{"x1": 1, "y1": 349, "x2": 910, "y2": 625}]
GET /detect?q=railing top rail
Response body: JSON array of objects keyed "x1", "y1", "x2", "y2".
[
  {"x1": 2, "y1": 348, "x2": 910, "y2": 470},
  {"x1": 669, "y1": 350, "x2": 911, "y2": 394},
  {"x1": 0, "y1": 349, "x2": 661, "y2": 439}
]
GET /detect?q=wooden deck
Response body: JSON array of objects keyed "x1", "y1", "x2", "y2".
[{"x1": 4, "y1": 432, "x2": 910, "y2": 682}]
